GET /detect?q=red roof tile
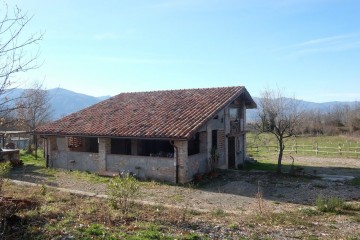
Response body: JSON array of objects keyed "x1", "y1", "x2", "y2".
[{"x1": 36, "y1": 86, "x2": 256, "y2": 139}]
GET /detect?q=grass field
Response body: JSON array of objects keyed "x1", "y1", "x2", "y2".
[{"x1": 247, "y1": 133, "x2": 360, "y2": 160}]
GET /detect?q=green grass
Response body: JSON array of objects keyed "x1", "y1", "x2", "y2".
[
  {"x1": 19, "y1": 149, "x2": 46, "y2": 167},
  {"x1": 316, "y1": 196, "x2": 345, "y2": 213},
  {"x1": 17, "y1": 150, "x2": 111, "y2": 184},
  {"x1": 69, "y1": 170, "x2": 110, "y2": 183},
  {"x1": 243, "y1": 157, "x2": 295, "y2": 172}
]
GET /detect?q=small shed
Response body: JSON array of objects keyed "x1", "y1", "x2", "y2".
[{"x1": 0, "y1": 131, "x2": 31, "y2": 149}]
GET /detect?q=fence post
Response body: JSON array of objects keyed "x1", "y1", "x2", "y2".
[
  {"x1": 316, "y1": 143, "x2": 318, "y2": 156},
  {"x1": 338, "y1": 143, "x2": 342, "y2": 155},
  {"x1": 302, "y1": 143, "x2": 304, "y2": 154}
]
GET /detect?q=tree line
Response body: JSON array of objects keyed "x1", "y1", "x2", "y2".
[{"x1": 298, "y1": 104, "x2": 360, "y2": 136}]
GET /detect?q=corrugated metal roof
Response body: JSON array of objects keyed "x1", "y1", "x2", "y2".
[{"x1": 36, "y1": 86, "x2": 256, "y2": 139}]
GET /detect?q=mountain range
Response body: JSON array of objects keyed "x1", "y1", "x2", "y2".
[
  {"x1": 5, "y1": 88, "x2": 358, "y2": 121},
  {"x1": 47, "y1": 88, "x2": 111, "y2": 119}
]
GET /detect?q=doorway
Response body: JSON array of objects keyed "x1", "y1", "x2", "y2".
[{"x1": 228, "y1": 137, "x2": 235, "y2": 168}]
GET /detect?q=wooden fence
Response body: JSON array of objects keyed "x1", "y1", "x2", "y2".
[{"x1": 247, "y1": 143, "x2": 360, "y2": 158}]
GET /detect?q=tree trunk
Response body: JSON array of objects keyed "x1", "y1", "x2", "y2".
[{"x1": 277, "y1": 140, "x2": 284, "y2": 174}]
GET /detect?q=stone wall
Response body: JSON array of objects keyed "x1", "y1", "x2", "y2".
[
  {"x1": 98, "y1": 138, "x2": 110, "y2": 172},
  {"x1": 47, "y1": 136, "x2": 101, "y2": 172},
  {"x1": 106, "y1": 154, "x2": 175, "y2": 182},
  {"x1": 174, "y1": 140, "x2": 189, "y2": 183},
  {"x1": 188, "y1": 152, "x2": 208, "y2": 177}
]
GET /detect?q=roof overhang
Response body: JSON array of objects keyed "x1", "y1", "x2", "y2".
[{"x1": 36, "y1": 133, "x2": 188, "y2": 141}]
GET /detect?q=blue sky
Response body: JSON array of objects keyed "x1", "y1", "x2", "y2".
[{"x1": 10, "y1": 0, "x2": 360, "y2": 102}]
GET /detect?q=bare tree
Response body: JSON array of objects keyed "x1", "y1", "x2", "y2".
[
  {"x1": 15, "y1": 82, "x2": 52, "y2": 152},
  {"x1": 0, "y1": 1, "x2": 43, "y2": 123},
  {"x1": 255, "y1": 88, "x2": 303, "y2": 174},
  {"x1": 349, "y1": 102, "x2": 360, "y2": 133}
]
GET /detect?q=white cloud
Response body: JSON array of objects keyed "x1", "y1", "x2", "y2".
[{"x1": 274, "y1": 33, "x2": 360, "y2": 57}]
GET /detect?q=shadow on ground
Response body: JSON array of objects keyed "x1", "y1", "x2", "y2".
[
  {"x1": 196, "y1": 162, "x2": 360, "y2": 206},
  {"x1": 7, "y1": 164, "x2": 59, "y2": 187}
]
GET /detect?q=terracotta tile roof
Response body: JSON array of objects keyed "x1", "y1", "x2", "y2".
[{"x1": 36, "y1": 86, "x2": 256, "y2": 139}]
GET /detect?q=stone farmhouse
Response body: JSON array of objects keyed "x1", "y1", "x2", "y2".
[{"x1": 35, "y1": 86, "x2": 256, "y2": 183}]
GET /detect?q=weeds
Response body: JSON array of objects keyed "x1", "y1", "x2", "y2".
[
  {"x1": 254, "y1": 210, "x2": 311, "y2": 227},
  {"x1": 40, "y1": 184, "x2": 47, "y2": 196},
  {"x1": 106, "y1": 173, "x2": 140, "y2": 214},
  {"x1": 211, "y1": 208, "x2": 227, "y2": 217},
  {"x1": 0, "y1": 162, "x2": 11, "y2": 194},
  {"x1": 181, "y1": 183, "x2": 194, "y2": 223},
  {"x1": 316, "y1": 196, "x2": 345, "y2": 213},
  {"x1": 255, "y1": 180, "x2": 265, "y2": 214}
]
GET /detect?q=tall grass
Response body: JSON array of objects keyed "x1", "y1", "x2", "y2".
[{"x1": 316, "y1": 196, "x2": 345, "y2": 213}]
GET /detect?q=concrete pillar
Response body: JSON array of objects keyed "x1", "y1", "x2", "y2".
[
  {"x1": 98, "y1": 138, "x2": 110, "y2": 172},
  {"x1": 131, "y1": 139, "x2": 138, "y2": 155},
  {"x1": 224, "y1": 107, "x2": 230, "y2": 168},
  {"x1": 174, "y1": 140, "x2": 189, "y2": 183},
  {"x1": 49, "y1": 136, "x2": 57, "y2": 151},
  {"x1": 206, "y1": 123, "x2": 212, "y2": 170},
  {"x1": 243, "y1": 102, "x2": 247, "y2": 158},
  {"x1": 199, "y1": 132, "x2": 207, "y2": 153},
  {"x1": 48, "y1": 136, "x2": 58, "y2": 167}
]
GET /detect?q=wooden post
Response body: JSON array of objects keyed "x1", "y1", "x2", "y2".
[
  {"x1": 316, "y1": 143, "x2": 318, "y2": 156},
  {"x1": 338, "y1": 143, "x2": 342, "y2": 155},
  {"x1": 302, "y1": 143, "x2": 304, "y2": 154}
]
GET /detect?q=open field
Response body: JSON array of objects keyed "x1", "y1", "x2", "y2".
[
  {"x1": 247, "y1": 133, "x2": 360, "y2": 160},
  {"x1": 1, "y1": 147, "x2": 360, "y2": 239}
]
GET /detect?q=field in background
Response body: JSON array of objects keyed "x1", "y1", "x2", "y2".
[{"x1": 247, "y1": 133, "x2": 360, "y2": 160}]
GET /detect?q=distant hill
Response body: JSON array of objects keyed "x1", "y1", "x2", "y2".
[
  {"x1": 2, "y1": 88, "x2": 111, "y2": 120},
  {"x1": 47, "y1": 88, "x2": 111, "y2": 119},
  {"x1": 247, "y1": 97, "x2": 358, "y2": 122},
  {"x1": 3, "y1": 88, "x2": 358, "y2": 122}
]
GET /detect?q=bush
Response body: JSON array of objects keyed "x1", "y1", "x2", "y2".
[
  {"x1": 316, "y1": 196, "x2": 344, "y2": 213},
  {"x1": 106, "y1": 173, "x2": 139, "y2": 214},
  {"x1": 0, "y1": 162, "x2": 11, "y2": 194}
]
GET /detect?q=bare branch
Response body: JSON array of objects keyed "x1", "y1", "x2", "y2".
[
  {"x1": 0, "y1": 1, "x2": 43, "y2": 122},
  {"x1": 255, "y1": 87, "x2": 304, "y2": 174}
]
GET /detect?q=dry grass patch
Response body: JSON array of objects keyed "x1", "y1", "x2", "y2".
[{"x1": 1, "y1": 180, "x2": 359, "y2": 239}]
